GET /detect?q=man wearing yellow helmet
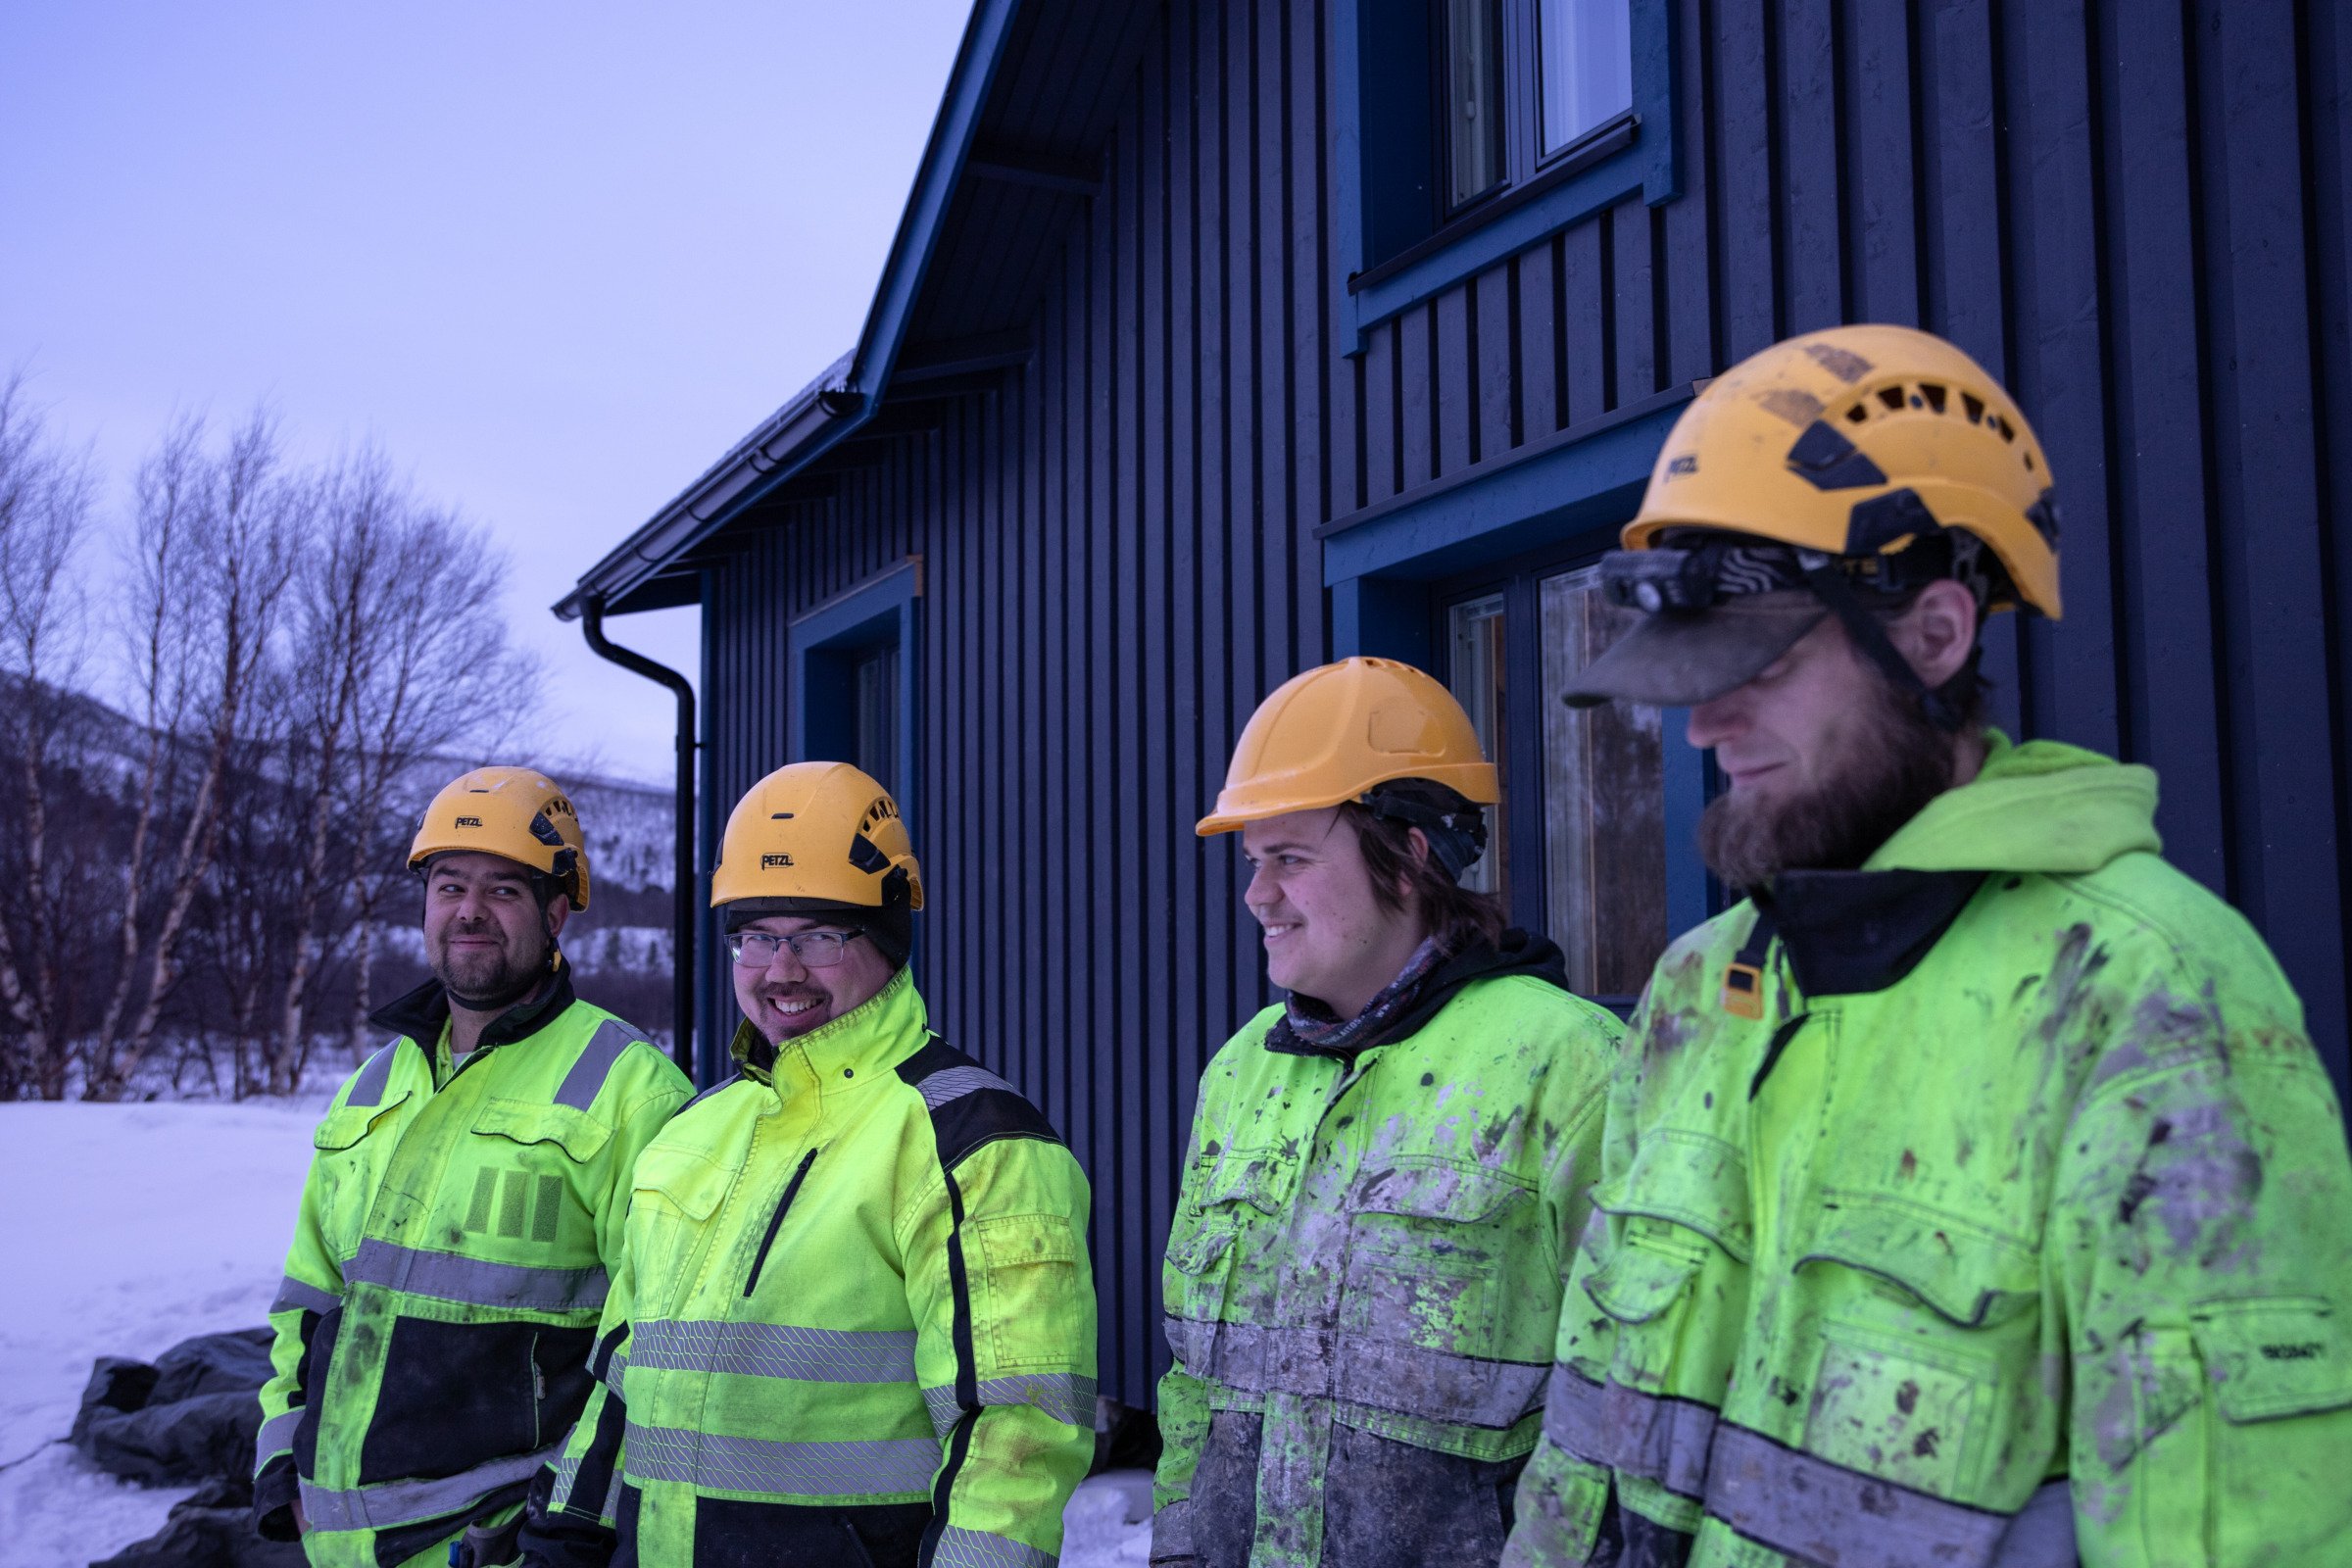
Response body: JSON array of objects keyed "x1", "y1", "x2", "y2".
[
  {"x1": 520, "y1": 761, "x2": 1097, "y2": 1568},
  {"x1": 1153, "y1": 659, "x2": 1624, "y2": 1568},
  {"x1": 253, "y1": 767, "x2": 693, "y2": 1568},
  {"x1": 1504, "y1": 326, "x2": 2352, "y2": 1565}
]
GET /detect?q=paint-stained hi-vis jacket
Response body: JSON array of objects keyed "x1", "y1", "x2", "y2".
[
  {"x1": 1505, "y1": 736, "x2": 2352, "y2": 1567},
  {"x1": 253, "y1": 967, "x2": 693, "y2": 1568},
  {"x1": 517, "y1": 965, "x2": 1097, "y2": 1568},
  {"x1": 1153, "y1": 934, "x2": 1622, "y2": 1568}
]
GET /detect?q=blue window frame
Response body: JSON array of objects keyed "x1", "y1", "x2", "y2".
[
  {"x1": 1334, "y1": 0, "x2": 1676, "y2": 347},
  {"x1": 1325, "y1": 387, "x2": 1714, "y2": 990}
]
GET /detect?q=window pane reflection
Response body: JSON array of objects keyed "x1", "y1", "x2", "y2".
[
  {"x1": 853, "y1": 644, "x2": 898, "y2": 797},
  {"x1": 1537, "y1": 0, "x2": 1634, "y2": 154},
  {"x1": 1540, "y1": 565, "x2": 1666, "y2": 996},
  {"x1": 1446, "y1": 593, "x2": 1509, "y2": 900},
  {"x1": 1446, "y1": 0, "x2": 1505, "y2": 206}
]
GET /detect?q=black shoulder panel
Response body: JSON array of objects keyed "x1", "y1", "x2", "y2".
[{"x1": 895, "y1": 1035, "x2": 1065, "y2": 1171}]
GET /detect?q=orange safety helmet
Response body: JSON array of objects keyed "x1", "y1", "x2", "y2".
[
  {"x1": 408, "y1": 766, "x2": 590, "y2": 909},
  {"x1": 1627, "y1": 323, "x2": 2060, "y2": 616},
  {"x1": 1198, "y1": 658, "x2": 1497, "y2": 836},
  {"x1": 711, "y1": 761, "x2": 924, "y2": 912}
]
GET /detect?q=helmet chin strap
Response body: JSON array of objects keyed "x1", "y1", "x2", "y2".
[{"x1": 1797, "y1": 555, "x2": 1965, "y2": 732}]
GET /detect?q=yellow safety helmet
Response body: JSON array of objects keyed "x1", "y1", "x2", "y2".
[
  {"x1": 711, "y1": 761, "x2": 924, "y2": 912},
  {"x1": 1198, "y1": 658, "x2": 1497, "y2": 836},
  {"x1": 408, "y1": 765, "x2": 590, "y2": 910},
  {"x1": 1625, "y1": 322, "x2": 2060, "y2": 614},
  {"x1": 1564, "y1": 324, "x2": 2061, "y2": 719}
]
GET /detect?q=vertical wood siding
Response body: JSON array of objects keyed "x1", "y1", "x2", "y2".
[{"x1": 698, "y1": 0, "x2": 2351, "y2": 1404}]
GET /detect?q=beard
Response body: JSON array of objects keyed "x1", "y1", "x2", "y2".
[
  {"x1": 434, "y1": 927, "x2": 550, "y2": 1010},
  {"x1": 1697, "y1": 676, "x2": 1960, "y2": 893}
]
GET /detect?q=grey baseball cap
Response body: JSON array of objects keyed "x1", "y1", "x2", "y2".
[{"x1": 1560, "y1": 589, "x2": 1830, "y2": 709}]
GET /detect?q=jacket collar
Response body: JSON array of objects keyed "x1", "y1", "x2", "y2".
[
  {"x1": 728, "y1": 964, "x2": 929, "y2": 1103},
  {"x1": 1265, "y1": 928, "x2": 1571, "y2": 1059},
  {"x1": 368, "y1": 960, "x2": 579, "y2": 1056},
  {"x1": 1749, "y1": 869, "x2": 1985, "y2": 999}
]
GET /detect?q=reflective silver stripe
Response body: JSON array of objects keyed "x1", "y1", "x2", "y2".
[
  {"x1": 554, "y1": 1018, "x2": 639, "y2": 1110},
  {"x1": 546, "y1": 1450, "x2": 582, "y2": 1512},
  {"x1": 606, "y1": 1348, "x2": 628, "y2": 1395},
  {"x1": 629, "y1": 1318, "x2": 919, "y2": 1383},
  {"x1": 1705, "y1": 1424, "x2": 2076, "y2": 1568},
  {"x1": 931, "y1": 1523, "x2": 1055, "y2": 1568},
  {"x1": 918, "y1": 1064, "x2": 1015, "y2": 1108},
  {"x1": 623, "y1": 1421, "x2": 940, "y2": 1497},
  {"x1": 1163, "y1": 1315, "x2": 1546, "y2": 1430},
  {"x1": 600, "y1": 1454, "x2": 626, "y2": 1525},
  {"x1": 346, "y1": 1237, "x2": 607, "y2": 1312},
  {"x1": 270, "y1": 1274, "x2": 342, "y2": 1315},
  {"x1": 919, "y1": 1374, "x2": 1098, "y2": 1436},
  {"x1": 924, "y1": 1384, "x2": 960, "y2": 1434},
  {"x1": 1542, "y1": 1362, "x2": 1717, "y2": 1498},
  {"x1": 346, "y1": 1042, "x2": 399, "y2": 1107},
  {"x1": 253, "y1": 1408, "x2": 302, "y2": 1470},
  {"x1": 299, "y1": 1442, "x2": 560, "y2": 1532}
]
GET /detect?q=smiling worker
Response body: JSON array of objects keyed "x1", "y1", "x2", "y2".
[
  {"x1": 254, "y1": 767, "x2": 692, "y2": 1568},
  {"x1": 1504, "y1": 325, "x2": 2352, "y2": 1565},
  {"x1": 1153, "y1": 661, "x2": 1623, "y2": 1568},
  {"x1": 522, "y1": 760, "x2": 1096, "y2": 1568}
]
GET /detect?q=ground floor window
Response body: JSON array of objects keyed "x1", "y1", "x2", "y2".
[{"x1": 1442, "y1": 553, "x2": 1668, "y2": 1002}]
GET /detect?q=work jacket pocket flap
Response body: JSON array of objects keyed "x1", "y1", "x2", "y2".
[
  {"x1": 631, "y1": 1145, "x2": 731, "y2": 1222},
  {"x1": 2190, "y1": 1298, "x2": 2352, "y2": 1422},
  {"x1": 1592, "y1": 1128, "x2": 1752, "y2": 1261},
  {"x1": 1583, "y1": 1244, "x2": 1700, "y2": 1327},
  {"x1": 314, "y1": 1094, "x2": 409, "y2": 1152},
  {"x1": 1799, "y1": 1193, "x2": 2037, "y2": 1329},
  {"x1": 1198, "y1": 1149, "x2": 1291, "y2": 1215},
  {"x1": 473, "y1": 1099, "x2": 610, "y2": 1162},
  {"x1": 974, "y1": 1211, "x2": 1080, "y2": 1270},
  {"x1": 1348, "y1": 1158, "x2": 1529, "y2": 1224},
  {"x1": 1165, "y1": 1224, "x2": 1240, "y2": 1277}
]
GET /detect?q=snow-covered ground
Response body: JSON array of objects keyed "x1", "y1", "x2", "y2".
[
  {"x1": 0, "y1": 1099, "x2": 326, "y2": 1566},
  {"x1": 0, "y1": 1099, "x2": 1151, "y2": 1567}
]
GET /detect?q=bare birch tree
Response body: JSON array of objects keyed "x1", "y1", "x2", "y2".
[
  {"x1": 82, "y1": 413, "x2": 303, "y2": 1100},
  {"x1": 250, "y1": 460, "x2": 537, "y2": 1089},
  {"x1": 0, "y1": 373, "x2": 97, "y2": 1101}
]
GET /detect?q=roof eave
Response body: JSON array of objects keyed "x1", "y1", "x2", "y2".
[{"x1": 555, "y1": 0, "x2": 1028, "y2": 622}]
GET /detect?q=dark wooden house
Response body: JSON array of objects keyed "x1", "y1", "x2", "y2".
[{"x1": 560, "y1": 0, "x2": 2352, "y2": 1407}]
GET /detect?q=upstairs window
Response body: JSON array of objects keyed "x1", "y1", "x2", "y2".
[
  {"x1": 1429, "y1": 0, "x2": 1635, "y2": 227},
  {"x1": 1537, "y1": 0, "x2": 1634, "y2": 155}
]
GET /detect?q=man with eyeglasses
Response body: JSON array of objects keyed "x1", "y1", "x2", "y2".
[{"x1": 519, "y1": 760, "x2": 1097, "y2": 1568}]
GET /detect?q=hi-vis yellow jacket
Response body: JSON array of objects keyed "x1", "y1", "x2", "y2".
[
  {"x1": 254, "y1": 969, "x2": 692, "y2": 1568},
  {"x1": 1505, "y1": 738, "x2": 2352, "y2": 1567},
  {"x1": 520, "y1": 966, "x2": 1097, "y2": 1568}
]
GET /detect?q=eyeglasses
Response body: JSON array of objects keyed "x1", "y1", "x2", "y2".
[{"x1": 727, "y1": 929, "x2": 864, "y2": 968}]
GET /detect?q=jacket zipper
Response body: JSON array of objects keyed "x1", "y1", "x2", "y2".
[{"x1": 744, "y1": 1148, "x2": 820, "y2": 1297}]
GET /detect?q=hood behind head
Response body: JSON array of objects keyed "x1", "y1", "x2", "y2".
[{"x1": 1866, "y1": 733, "x2": 2161, "y2": 876}]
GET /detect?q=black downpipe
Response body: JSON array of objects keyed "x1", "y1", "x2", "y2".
[{"x1": 580, "y1": 595, "x2": 697, "y2": 1080}]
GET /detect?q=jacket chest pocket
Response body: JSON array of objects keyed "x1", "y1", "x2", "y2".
[
  {"x1": 1578, "y1": 1128, "x2": 1753, "y2": 1403},
  {"x1": 459, "y1": 1100, "x2": 612, "y2": 1254},
  {"x1": 628, "y1": 1144, "x2": 736, "y2": 1316},
  {"x1": 312, "y1": 1094, "x2": 411, "y2": 1253},
  {"x1": 1340, "y1": 1158, "x2": 1535, "y2": 1359},
  {"x1": 1793, "y1": 1192, "x2": 2045, "y2": 1500},
  {"x1": 1164, "y1": 1148, "x2": 1289, "y2": 1330}
]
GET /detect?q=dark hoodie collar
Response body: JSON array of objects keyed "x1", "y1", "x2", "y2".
[
  {"x1": 1265, "y1": 928, "x2": 1570, "y2": 1060},
  {"x1": 368, "y1": 961, "x2": 579, "y2": 1057}
]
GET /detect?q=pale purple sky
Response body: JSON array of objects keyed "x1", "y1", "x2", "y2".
[{"x1": 0, "y1": 1, "x2": 969, "y2": 783}]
